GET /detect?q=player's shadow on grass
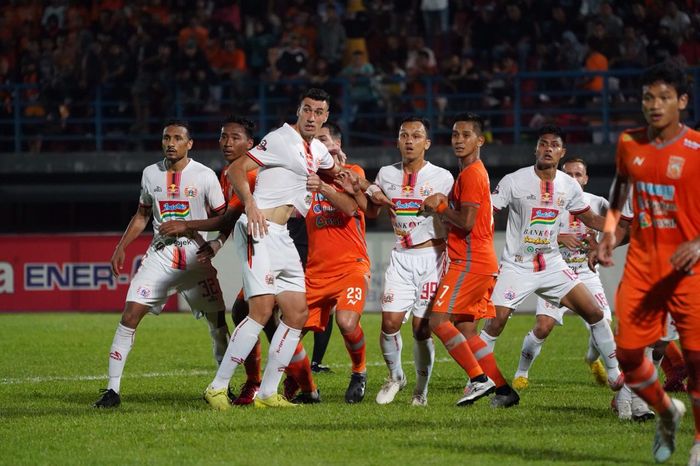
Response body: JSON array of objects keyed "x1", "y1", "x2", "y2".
[{"x1": 544, "y1": 403, "x2": 616, "y2": 420}]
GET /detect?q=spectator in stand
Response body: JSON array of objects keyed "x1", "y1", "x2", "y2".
[
  {"x1": 660, "y1": 2, "x2": 691, "y2": 45},
  {"x1": 317, "y1": 7, "x2": 346, "y2": 75},
  {"x1": 178, "y1": 17, "x2": 209, "y2": 51},
  {"x1": 627, "y1": 3, "x2": 658, "y2": 44},
  {"x1": 130, "y1": 26, "x2": 159, "y2": 135},
  {"x1": 613, "y1": 26, "x2": 648, "y2": 70},
  {"x1": 176, "y1": 39, "x2": 213, "y2": 114},
  {"x1": 647, "y1": 25, "x2": 680, "y2": 64},
  {"x1": 102, "y1": 40, "x2": 130, "y2": 118},
  {"x1": 420, "y1": 0, "x2": 449, "y2": 40},
  {"x1": 343, "y1": 0, "x2": 370, "y2": 65},
  {"x1": 209, "y1": 36, "x2": 248, "y2": 107},
  {"x1": 587, "y1": 20, "x2": 618, "y2": 62},
  {"x1": 246, "y1": 18, "x2": 279, "y2": 78},
  {"x1": 341, "y1": 49, "x2": 379, "y2": 130},
  {"x1": 587, "y1": 2, "x2": 623, "y2": 41},
  {"x1": 679, "y1": 25, "x2": 700, "y2": 66},
  {"x1": 407, "y1": 49, "x2": 437, "y2": 113},
  {"x1": 498, "y1": 2, "x2": 538, "y2": 68},
  {"x1": 42, "y1": 0, "x2": 66, "y2": 29},
  {"x1": 579, "y1": 38, "x2": 608, "y2": 103},
  {"x1": 276, "y1": 33, "x2": 309, "y2": 81}
]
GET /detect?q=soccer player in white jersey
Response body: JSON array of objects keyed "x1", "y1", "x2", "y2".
[
  {"x1": 365, "y1": 116, "x2": 454, "y2": 406},
  {"x1": 481, "y1": 125, "x2": 624, "y2": 391},
  {"x1": 94, "y1": 120, "x2": 229, "y2": 408},
  {"x1": 203, "y1": 88, "x2": 340, "y2": 409}
]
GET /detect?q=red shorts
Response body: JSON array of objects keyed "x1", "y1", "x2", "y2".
[
  {"x1": 615, "y1": 273, "x2": 700, "y2": 351},
  {"x1": 304, "y1": 270, "x2": 370, "y2": 332},
  {"x1": 431, "y1": 266, "x2": 496, "y2": 319}
]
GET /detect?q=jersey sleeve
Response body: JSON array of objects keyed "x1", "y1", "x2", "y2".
[
  {"x1": 374, "y1": 167, "x2": 387, "y2": 191},
  {"x1": 621, "y1": 190, "x2": 634, "y2": 220},
  {"x1": 205, "y1": 170, "x2": 227, "y2": 214},
  {"x1": 138, "y1": 171, "x2": 152, "y2": 207},
  {"x1": 615, "y1": 133, "x2": 630, "y2": 177},
  {"x1": 567, "y1": 179, "x2": 589, "y2": 215},
  {"x1": 457, "y1": 165, "x2": 485, "y2": 206},
  {"x1": 491, "y1": 175, "x2": 512, "y2": 211},
  {"x1": 246, "y1": 131, "x2": 284, "y2": 167},
  {"x1": 317, "y1": 144, "x2": 335, "y2": 170},
  {"x1": 439, "y1": 170, "x2": 455, "y2": 195}
]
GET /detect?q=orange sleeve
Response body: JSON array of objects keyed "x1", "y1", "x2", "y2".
[
  {"x1": 227, "y1": 168, "x2": 257, "y2": 211},
  {"x1": 615, "y1": 133, "x2": 629, "y2": 178},
  {"x1": 456, "y1": 165, "x2": 484, "y2": 206}
]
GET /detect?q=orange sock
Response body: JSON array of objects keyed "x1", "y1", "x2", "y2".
[
  {"x1": 285, "y1": 343, "x2": 316, "y2": 393},
  {"x1": 467, "y1": 335, "x2": 508, "y2": 388},
  {"x1": 434, "y1": 321, "x2": 483, "y2": 379},
  {"x1": 243, "y1": 338, "x2": 262, "y2": 384},
  {"x1": 683, "y1": 349, "x2": 700, "y2": 441},
  {"x1": 343, "y1": 324, "x2": 366, "y2": 373},
  {"x1": 624, "y1": 357, "x2": 671, "y2": 414}
]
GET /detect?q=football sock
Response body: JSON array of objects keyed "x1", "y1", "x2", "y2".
[
  {"x1": 107, "y1": 323, "x2": 136, "y2": 393},
  {"x1": 243, "y1": 339, "x2": 262, "y2": 384},
  {"x1": 515, "y1": 331, "x2": 544, "y2": 378},
  {"x1": 259, "y1": 322, "x2": 302, "y2": 399},
  {"x1": 683, "y1": 349, "x2": 700, "y2": 441},
  {"x1": 413, "y1": 337, "x2": 434, "y2": 397},
  {"x1": 589, "y1": 317, "x2": 621, "y2": 382},
  {"x1": 208, "y1": 324, "x2": 229, "y2": 366},
  {"x1": 662, "y1": 340, "x2": 686, "y2": 376},
  {"x1": 380, "y1": 330, "x2": 404, "y2": 381},
  {"x1": 618, "y1": 347, "x2": 671, "y2": 415},
  {"x1": 285, "y1": 342, "x2": 316, "y2": 393},
  {"x1": 211, "y1": 317, "x2": 263, "y2": 390},
  {"x1": 479, "y1": 329, "x2": 498, "y2": 352},
  {"x1": 342, "y1": 324, "x2": 366, "y2": 373},
  {"x1": 467, "y1": 335, "x2": 508, "y2": 388},
  {"x1": 434, "y1": 321, "x2": 483, "y2": 379},
  {"x1": 585, "y1": 334, "x2": 600, "y2": 364},
  {"x1": 312, "y1": 316, "x2": 333, "y2": 366}
]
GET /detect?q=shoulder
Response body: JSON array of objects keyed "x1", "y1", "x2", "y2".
[
  {"x1": 189, "y1": 159, "x2": 217, "y2": 178},
  {"x1": 425, "y1": 162, "x2": 453, "y2": 180},
  {"x1": 378, "y1": 162, "x2": 401, "y2": 176},
  {"x1": 618, "y1": 127, "x2": 647, "y2": 146},
  {"x1": 310, "y1": 138, "x2": 329, "y2": 155},
  {"x1": 346, "y1": 163, "x2": 365, "y2": 177}
]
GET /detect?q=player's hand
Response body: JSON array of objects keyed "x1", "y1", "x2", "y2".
[
  {"x1": 596, "y1": 231, "x2": 616, "y2": 267},
  {"x1": 557, "y1": 234, "x2": 581, "y2": 250},
  {"x1": 307, "y1": 172, "x2": 324, "y2": 192},
  {"x1": 370, "y1": 190, "x2": 394, "y2": 210},
  {"x1": 421, "y1": 193, "x2": 448, "y2": 214},
  {"x1": 110, "y1": 245, "x2": 126, "y2": 278},
  {"x1": 331, "y1": 147, "x2": 347, "y2": 166},
  {"x1": 670, "y1": 239, "x2": 700, "y2": 273},
  {"x1": 196, "y1": 240, "x2": 220, "y2": 264},
  {"x1": 159, "y1": 220, "x2": 188, "y2": 237},
  {"x1": 335, "y1": 169, "x2": 360, "y2": 194},
  {"x1": 245, "y1": 201, "x2": 268, "y2": 238}
]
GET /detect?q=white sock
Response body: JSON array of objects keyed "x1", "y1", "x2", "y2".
[
  {"x1": 585, "y1": 333, "x2": 600, "y2": 364},
  {"x1": 107, "y1": 323, "x2": 136, "y2": 393},
  {"x1": 479, "y1": 329, "x2": 498, "y2": 353},
  {"x1": 589, "y1": 318, "x2": 621, "y2": 382},
  {"x1": 515, "y1": 331, "x2": 544, "y2": 378},
  {"x1": 210, "y1": 317, "x2": 263, "y2": 390},
  {"x1": 413, "y1": 337, "x2": 434, "y2": 397},
  {"x1": 208, "y1": 325, "x2": 229, "y2": 366},
  {"x1": 380, "y1": 330, "x2": 404, "y2": 381},
  {"x1": 258, "y1": 321, "x2": 302, "y2": 399}
]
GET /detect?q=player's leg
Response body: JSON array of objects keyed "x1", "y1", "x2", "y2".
[
  {"x1": 513, "y1": 313, "x2": 558, "y2": 388},
  {"x1": 659, "y1": 317, "x2": 687, "y2": 392},
  {"x1": 285, "y1": 331, "x2": 320, "y2": 404},
  {"x1": 558, "y1": 280, "x2": 622, "y2": 389},
  {"x1": 578, "y1": 276, "x2": 612, "y2": 386},
  {"x1": 204, "y1": 310, "x2": 229, "y2": 366},
  {"x1": 94, "y1": 301, "x2": 151, "y2": 408},
  {"x1": 377, "y1": 310, "x2": 408, "y2": 404},
  {"x1": 336, "y1": 272, "x2": 370, "y2": 403},
  {"x1": 411, "y1": 315, "x2": 434, "y2": 406},
  {"x1": 230, "y1": 294, "x2": 261, "y2": 405},
  {"x1": 311, "y1": 314, "x2": 334, "y2": 373}
]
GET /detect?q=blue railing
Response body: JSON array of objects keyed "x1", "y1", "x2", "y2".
[{"x1": 2, "y1": 68, "x2": 699, "y2": 153}]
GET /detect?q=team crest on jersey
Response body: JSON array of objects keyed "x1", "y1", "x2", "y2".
[
  {"x1": 382, "y1": 290, "x2": 394, "y2": 304},
  {"x1": 159, "y1": 200, "x2": 190, "y2": 220},
  {"x1": 529, "y1": 207, "x2": 559, "y2": 226},
  {"x1": 305, "y1": 193, "x2": 312, "y2": 207},
  {"x1": 136, "y1": 286, "x2": 151, "y2": 298},
  {"x1": 265, "y1": 273, "x2": 274, "y2": 285},
  {"x1": 256, "y1": 139, "x2": 267, "y2": 151},
  {"x1": 167, "y1": 184, "x2": 179, "y2": 195},
  {"x1": 418, "y1": 183, "x2": 433, "y2": 196},
  {"x1": 184, "y1": 186, "x2": 198, "y2": 198},
  {"x1": 666, "y1": 156, "x2": 685, "y2": 179},
  {"x1": 639, "y1": 211, "x2": 651, "y2": 229},
  {"x1": 504, "y1": 288, "x2": 516, "y2": 301}
]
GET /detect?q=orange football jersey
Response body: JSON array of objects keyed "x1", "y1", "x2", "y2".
[{"x1": 219, "y1": 164, "x2": 257, "y2": 210}]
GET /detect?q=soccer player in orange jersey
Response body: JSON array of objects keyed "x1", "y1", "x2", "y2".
[
  {"x1": 422, "y1": 113, "x2": 519, "y2": 408},
  {"x1": 597, "y1": 63, "x2": 700, "y2": 465}
]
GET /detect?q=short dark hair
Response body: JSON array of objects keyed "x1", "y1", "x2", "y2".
[
  {"x1": 562, "y1": 157, "x2": 588, "y2": 169},
  {"x1": 400, "y1": 116, "x2": 431, "y2": 134},
  {"x1": 537, "y1": 125, "x2": 565, "y2": 142},
  {"x1": 299, "y1": 88, "x2": 331, "y2": 107},
  {"x1": 222, "y1": 115, "x2": 255, "y2": 141},
  {"x1": 453, "y1": 112, "x2": 484, "y2": 135},
  {"x1": 322, "y1": 121, "x2": 342, "y2": 140},
  {"x1": 640, "y1": 62, "x2": 689, "y2": 97},
  {"x1": 163, "y1": 119, "x2": 192, "y2": 139}
]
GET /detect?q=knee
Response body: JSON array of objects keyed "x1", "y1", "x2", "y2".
[
  {"x1": 381, "y1": 315, "x2": 402, "y2": 335},
  {"x1": 484, "y1": 316, "x2": 505, "y2": 336},
  {"x1": 335, "y1": 313, "x2": 357, "y2": 334},
  {"x1": 413, "y1": 326, "x2": 432, "y2": 341},
  {"x1": 616, "y1": 347, "x2": 646, "y2": 373}
]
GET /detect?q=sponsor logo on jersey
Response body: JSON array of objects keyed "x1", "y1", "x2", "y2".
[
  {"x1": 683, "y1": 138, "x2": 700, "y2": 150},
  {"x1": 402, "y1": 185, "x2": 413, "y2": 195},
  {"x1": 529, "y1": 207, "x2": 559, "y2": 226},
  {"x1": 492, "y1": 185, "x2": 500, "y2": 195},
  {"x1": 666, "y1": 156, "x2": 685, "y2": 179},
  {"x1": 256, "y1": 139, "x2": 267, "y2": 151},
  {"x1": 635, "y1": 181, "x2": 675, "y2": 201},
  {"x1": 393, "y1": 198, "x2": 423, "y2": 216},
  {"x1": 159, "y1": 200, "x2": 190, "y2": 220},
  {"x1": 639, "y1": 211, "x2": 651, "y2": 228},
  {"x1": 167, "y1": 183, "x2": 179, "y2": 195},
  {"x1": 527, "y1": 194, "x2": 536, "y2": 200},
  {"x1": 632, "y1": 156, "x2": 645, "y2": 166},
  {"x1": 154, "y1": 186, "x2": 162, "y2": 192},
  {"x1": 184, "y1": 186, "x2": 198, "y2": 198}
]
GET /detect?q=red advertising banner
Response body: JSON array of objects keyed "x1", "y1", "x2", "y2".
[{"x1": 0, "y1": 234, "x2": 177, "y2": 312}]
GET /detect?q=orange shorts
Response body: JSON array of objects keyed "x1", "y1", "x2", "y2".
[
  {"x1": 615, "y1": 273, "x2": 700, "y2": 351},
  {"x1": 304, "y1": 270, "x2": 370, "y2": 332},
  {"x1": 432, "y1": 266, "x2": 496, "y2": 319}
]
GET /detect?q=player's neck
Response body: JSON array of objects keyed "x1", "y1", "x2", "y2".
[
  {"x1": 534, "y1": 164, "x2": 557, "y2": 181},
  {"x1": 165, "y1": 157, "x2": 190, "y2": 172},
  {"x1": 292, "y1": 123, "x2": 314, "y2": 143},
  {"x1": 402, "y1": 158, "x2": 426, "y2": 173},
  {"x1": 459, "y1": 153, "x2": 480, "y2": 170},
  {"x1": 647, "y1": 122, "x2": 683, "y2": 144}
]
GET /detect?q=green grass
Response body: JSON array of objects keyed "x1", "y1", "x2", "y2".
[{"x1": 0, "y1": 312, "x2": 693, "y2": 466}]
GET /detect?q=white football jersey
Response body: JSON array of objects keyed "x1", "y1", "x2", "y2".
[
  {"x1": 247, "y1": 123, "x2": 334, "y2": 216},
  {"x1": 375, "y1": 161, "x2": 454, "y2": 250},
  {"x1": 492, "y1": 166, "x2": 589, "y2": 272},
  {"x1": 558, "y1": 191, "x2": 608, "y2": 276},
  {"x1": 139, "y1": 159, "x2": 226, "y2": 246}
]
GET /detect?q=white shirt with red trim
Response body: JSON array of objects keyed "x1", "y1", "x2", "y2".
[
  {"x1": 139, "y1": 159, "x2": 226, "y2": 246},
  {"x1": 246, "y1": 123, "x2": 334, "y2": 216},
  {"x1": 491, "y1": 166, "x2": 589, "y2": 272},
  {"x1": 375, "y1": 161, "x2": 454, "y2": 250}
]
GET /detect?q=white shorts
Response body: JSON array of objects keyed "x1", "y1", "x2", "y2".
[
  {"x1": 380, "y1": 246, "x2": 447, "y2": 319},
  {"x1": 661, "y1": 314, "x2": 679, "y2": 342},
  {"x1": 126, "y1": 243, "x2": 225, "y2": 317},
  {"x1": 234, "y1": 214, "x2": 305, "y2": 299},
  {"x1": 535, "y1": 273, "x2": 611, "y2": 325},
  {"x1": 492, "y1": 264, "x2": 581, "y2": 310}
]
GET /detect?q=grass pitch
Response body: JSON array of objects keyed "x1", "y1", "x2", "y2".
[{"x1": 0, "y1": 312, "x2": 694, "y2": 466}]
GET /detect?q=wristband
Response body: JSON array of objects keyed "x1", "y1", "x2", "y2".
[
  {"x1": 365, "y1": 184, "x2": 382, "y2": 197},
  {"x1": 603, "y1": 209, "x2": 621, "y2": 234},
  {"x1": 436, "y1": 200, "x2": 448, "y2": 214},
  {"x1": 215, "y1": 237, "x2": 224, "y2": 249}
]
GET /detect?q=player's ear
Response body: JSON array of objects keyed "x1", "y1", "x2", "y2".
[
  {"x1": 246, "y1": 139, "x2": 254, "y2": 150},
  {"x1": 477, "y1": 135, "x2": 485, "y2": 148},
  {"x1": 424, "y1": 138, "x2": 431, "y2": 150},
  {"x1": 679, "y1": 92, "x2": 689, "y2": 111},
  {"x1": 187, "y1": 139, "x2": 193, "y2": 150}
]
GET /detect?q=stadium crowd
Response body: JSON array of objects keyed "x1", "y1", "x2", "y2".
[{"x1": 2, "y1": 0, "x2": 700, "y2": 151}]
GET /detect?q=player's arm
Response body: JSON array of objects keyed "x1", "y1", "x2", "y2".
[
  {"x1": 595, "y1": 172, "x2": 633, "y2": 267},
  {"x1": 573, "y1": 208, "x2": 605, "y2": 232},
  {"x1": 307, "y1": 172, "x2": 358, "y2": 216},
  {"x1": 230, "y1": 155, "x2": 268, "y2": 237},
  {"x1": 335, "y1": 169, "x2": 369, "y2": 213},
  {"x1": 111, "y1": 204, "x2": 152, "y2": 277},
  {"x1": 159, "y1": 206, "x2": 237, "y2": 237}
]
